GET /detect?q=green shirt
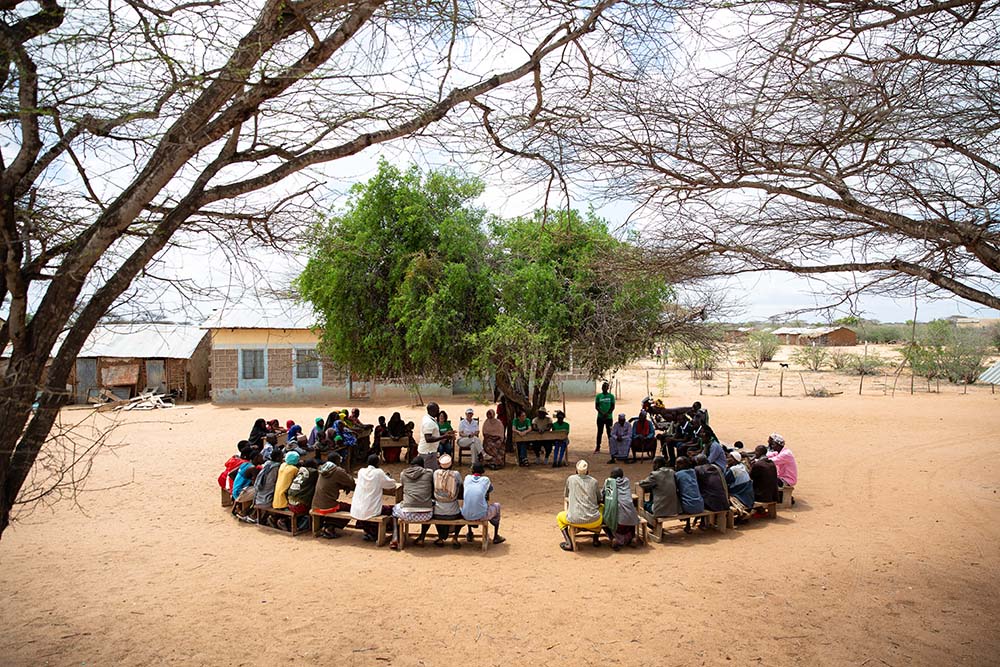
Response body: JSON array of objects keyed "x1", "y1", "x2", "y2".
[
  {"x1": 552, "y1": 421, "x2": 570, "y2": 434},
  {"x1": 512, "y1": 417, "x2": 531, "y2": 431},
  {"x1": 595, "y1": 392, "x2": 616, "y2": 419}
]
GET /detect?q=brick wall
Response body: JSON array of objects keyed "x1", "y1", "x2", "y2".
[
  {"x1": 322, "y1": 358, "x2": 347, "y2": 387},
  {"x1": 212, "y1": 349, "x2": 238, "y2": 389},
  {"x1": 166, "y1": 358, "x2": 186, "y2": 397},
  {"x1": 268, "y1": 348, "x2": 293, "y2": 387}
]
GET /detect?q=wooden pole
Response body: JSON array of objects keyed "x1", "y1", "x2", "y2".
[
  {"x1": 779, "y1": 369, "x2": 784, "y2": 397},
  {"x1": 646, "y1": 370, "x2": 650, "y2": 397},
  {"x1": 882, "y1": 372, "x2": 887, "y2": 395},
  {"x1": 727, "y1": 371, "x2": 731, "y2": 396},
  {"x1": 753, "y1": 369, "x2": 761, "y2": 396},
  {"x1": 699, "y1": 377, "x2": 703, "y2": 396},
  {"x1": 799, "y1": 372, "x2": 808, "y2": 396},
  {"x1": 858, "y1": 372, "x2": 864, "y2": 395},
  {"x1": 562, "y1": 382, "x2": 566, "y2": 415}
]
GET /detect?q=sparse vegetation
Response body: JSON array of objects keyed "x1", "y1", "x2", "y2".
[
  {"x1": 791, "y1": 346, "x2": 829, "y2": 371},
  {"x1": 740, "y1": 332, "x2": 781, "y2": 369}
]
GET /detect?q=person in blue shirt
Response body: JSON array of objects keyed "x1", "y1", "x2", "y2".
[
  {"x1": 673, "y1": 456, "x2": 705, "y2": 532},
  {"x1": 461, "y1": 462, "x2": 506, "y2": 545}
]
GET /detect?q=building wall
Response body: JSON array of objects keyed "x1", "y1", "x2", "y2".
[
  {"x1": 268, "y1": 348, "x2": 293, "y2": 387},
  {"x1": 821, "y1": 328, "x2": 858, "y2": 346},
  {"x1": 186, "y1": 333, "x2": 211, "y2": 399},
  {"x1": 208, "y1": 327, "x2": 597, "y2": 404}
]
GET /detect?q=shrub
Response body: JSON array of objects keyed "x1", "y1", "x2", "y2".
[
  {"x1": 672, "y1": 342, "x2": 719, "y2": 379},
  {"x1": 843, "y1": 352, "x2": 886, "y2": 375},
  {"x1": 828, "y1": 351, "x2": 851, "y2": 370},
  {"x1": 791, "y1": 346, "x2": 828, "y2": 371},
  {"x1": 740, "y1": 331, "x2": 781, "y2": 368}
]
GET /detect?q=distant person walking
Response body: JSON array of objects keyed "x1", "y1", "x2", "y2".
[{"x1": 594, "y1": 381, "x2": 616, "y2": 454}]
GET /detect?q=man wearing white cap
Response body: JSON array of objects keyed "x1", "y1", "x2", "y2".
[
  {"x1": 457, "y1": 408, "x2": 483, "y2": 467},
  {"x1": 557, "y1": 460, "x2": 604, "y2": 551}
]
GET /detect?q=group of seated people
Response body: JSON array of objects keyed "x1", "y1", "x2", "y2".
[
  {"x1": 219, "y1": 434, "x2": 506, "y2": 550},
  {"x1": 511, "y1": 406, "x2": 571, "y2": 467},
  {"x1": 558, "y1": 432, "x2": 798, "y2": 549}
]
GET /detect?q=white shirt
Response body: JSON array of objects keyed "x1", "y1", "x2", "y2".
[
  {"x1": 350, "y1": 466, "x2": 397, "y2": 520},
  {"x1": 459, "y1": 417, "x2": 480, "y2": 438},
  {"x1": 417, "y1": 413, "x2": 439, "y2": 455}
]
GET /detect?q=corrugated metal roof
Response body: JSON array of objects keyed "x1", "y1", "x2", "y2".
[
  {"x1": 79, "y1": 324, "x2": 208, "y2": 358},
  {"x1": 201, "y1": 301, "x2": 316, "y2": 330},
  {"x1": 3, "y1": 323, "x2": 208, "y2": 359},
  {"x1": 980, "y1": 360, "x2": 1000, "y2": 384}
]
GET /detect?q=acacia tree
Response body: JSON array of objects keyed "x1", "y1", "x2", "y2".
[
  {"x1": 472, "y1": 209, "x2": 702, "y2": 415},
  {"x1": 0, "y1": 0, "x2": 681, "y2": 537},
  {"x1": 507, "y1": 0, "x2": 1000, "y2": 311}
]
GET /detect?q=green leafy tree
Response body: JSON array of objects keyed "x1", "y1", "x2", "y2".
[
  {"x1": 471, "y1": 210, "x2": 681, "y2": 414},
  {"x1": 297, "y1": 162, "x2": 494, "y2": 382}
]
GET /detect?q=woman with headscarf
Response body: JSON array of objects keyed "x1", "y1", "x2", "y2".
[
  {"x1": 307, "y1": 417, "x2": 325, "y2": 448},
  {"x1": 602, "y1": 467, "x2": 639, "y2": 550},
  {"x1": 481, "y1": 409, "x2": 506, "y2": 469},
  {"x1": 286, "y1": 420, "x2": 303, "y2": 443},
  {"x1": 248, "y1": 418, "x2": 268, "y2": 449},
  {"x1": 386, "y1": 411, "x2": 417, "y2": 462}
]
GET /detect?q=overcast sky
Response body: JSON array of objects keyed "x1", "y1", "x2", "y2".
[{"x1": 158, "y1": 144, "x2": 999, "y2": 326}]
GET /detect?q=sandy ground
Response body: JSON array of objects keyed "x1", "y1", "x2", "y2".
[{"x1": 2, "y1": 361, "x2": 999, "y2": 666}]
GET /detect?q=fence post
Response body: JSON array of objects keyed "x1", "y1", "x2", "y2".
[
  {"x1": 727, "y1": 371, "x2": 731, "y2": 396},
  {"x1": 779, "y1": 369, "x2": 784, "y2": 397},
  {"x1": 859, "y1": 372, "x2": 864, "y2": 395},
  {"x1": 883, "y1": 372, "x2": 887, "y2": 395},
  {"x1": 799, "y1": 372, "x2": 808, "y2": 396},
  {"x1": 753, "y1": 369, "x2": 761, "y2": 396}
]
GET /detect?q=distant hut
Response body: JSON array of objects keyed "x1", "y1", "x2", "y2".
[{"x1": 771, "y1": 326, "x2": 857, "y2": 347}]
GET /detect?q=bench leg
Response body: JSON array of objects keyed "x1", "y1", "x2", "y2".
[
  {"x1": 311, "y1": 514, "x2": 321, "y2": 537},
  {"x1": 290, "y1": 514, "x2": 298, "y2": 537},
  {"x1": 713, "y1": 512, "x2": 727, "y2": 534},
  {"x1": 381, "y1": 518, "x2": 391, "y2": 548},
  {"x1": 768, "y1": 503, "x2": 777, "y2": 519},
  {"x1": 568, "y1": 527, "x2": 578, "y2": 551},
  {"x1": 481, "y1": 521, "x2": 489, "y2": 553}
]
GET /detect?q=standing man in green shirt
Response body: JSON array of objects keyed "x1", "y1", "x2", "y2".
[{"x1": 594, "y1": 381, "x2": 616, "y2": 454}]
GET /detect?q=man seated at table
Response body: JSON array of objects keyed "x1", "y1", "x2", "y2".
[
  {"x1": 390, "y1": 455, "x2": 435, "y2": 549},
  {"x1": 557, "y1": 460, "x2": 604, "y2": 551},
  {"x1": 638, "y1": 456, "x2": 679, "y2": 518},
  {"x1": 457, "y1": 408, "x2": 483, "y2": 466},
  {"x1": 530, "y1": 407, "x2": 554, "y2": 465},
  {"x1": 461, "y1": 462, "x2": 506, "y2": 545},
  {"x1": 750, "y1": 445, "x2": 780, "y2": 504},
  {"x1": 608, "y1": 413, "x2": 632, "y2": 464},
  {"x1": 512, "y1": 408, "x2": 532, "y2": 466},
  {"x1": 311, "y1": 452, "x2": 356, "y2": 539},
  {"x1": 630, "y1": 410, "x2": 657, "y2": 461},
  {"x1": 350, "y1": 454, "x2": 398, "y2": 542},
  {"x1": 550, "y1": 410, "x2": 570, "y2": 468}
]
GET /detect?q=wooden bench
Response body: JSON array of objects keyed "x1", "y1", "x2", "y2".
[
  {"x1": 309, "y1": 510, "x2": 392, "y2": 546},
  {"x1": 639, "y1": 509, "x2": 732, "y2": 542},
  {"x1": 753, "y1": 501, "x2": 778, "y2": 519},
  {"x1": 779, "y1": 485, "x2": 795, "y2": 508},
  {"x1": 566, "y1": 518, "x2": 649, "y2": 551},
  {"x1": 255, "y1": 506, "x2": 306, "y2": 536},
  {"x1": 379, "y1": 436, "x2": 409, "y2": 464},
  {"x1": 398, "y1": 517, "x2": 491, "y2": 553},
  {"x1": 635, "y1": 486, "x2": 733, "y2": 542}
]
